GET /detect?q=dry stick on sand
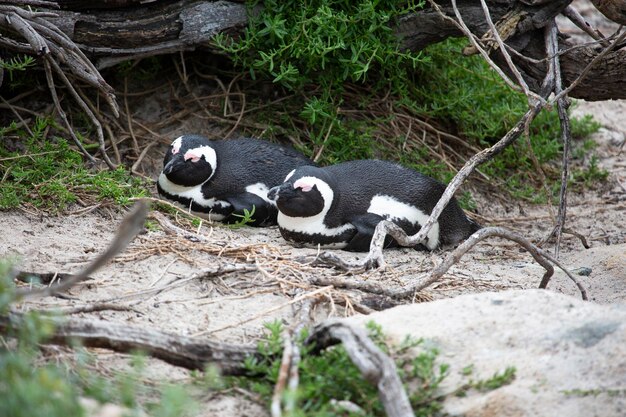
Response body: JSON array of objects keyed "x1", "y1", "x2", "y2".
[
  {"x1": 15, "y1": 201, "x2": 148, "y2": 299},
  {"x1": 193, "y1": 286, "x2": 332, "y2": 337},
  {"x1": 306, "y1": 320, "x2": 415, "y2": 417},
  {"x1": 311, "y1": 227, "x2": 588, "y2": 300},
  {"x1": 410, "y1": 227, "x2": 587, "y2": 300}
]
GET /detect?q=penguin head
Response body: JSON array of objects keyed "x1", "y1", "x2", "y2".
[
  {"x1": 162, "y1": 135, "x2": 217, "y2": 186},
  {"x1": 268, "y1": 166, "x2": 333, "y2": 218}
]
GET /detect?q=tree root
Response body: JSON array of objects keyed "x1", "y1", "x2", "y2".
[{"x1": 0, "y1": 4, "x2": 119, "y2": 167}]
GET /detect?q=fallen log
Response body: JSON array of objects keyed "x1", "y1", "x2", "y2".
[
  {"x1": 0, "y1": 312, "x2": 259, "y2": 375},
  {"x1": 1, "y1": 0, "x2": 625, "y2": 100}
]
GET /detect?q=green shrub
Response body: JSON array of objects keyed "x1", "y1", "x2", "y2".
[
  {"x1": 216, "y1": 4, "x2": 602, "y2": 202},
  {"x1": 0, "y1": 117, "x2": 148, "y2": 212}
]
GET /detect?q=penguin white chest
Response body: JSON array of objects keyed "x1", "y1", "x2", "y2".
[
  {"x1": 277, "y1": 213, "x2": 355, "y2": 236},
  {"x1": 367, "y1": 194, "x2": 440, "y2": 250},
  {"x1": 157, "y1": 173, "x2": 231, "y2": 220}
]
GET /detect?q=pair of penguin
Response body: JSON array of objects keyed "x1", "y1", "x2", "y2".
[{"x1": 157, "y1": 135, "x2": 480, "y2": 252}]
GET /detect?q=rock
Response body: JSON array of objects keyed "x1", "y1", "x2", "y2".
[
  {"x1": 346, "y1": 289, "x2": 626, "y2": 417},
  {"x1": 79, "y1": 398, "x2": 141, "y2": 417},
  {"x1": 573, "y1": 266, "x2": 592, "y2": 276}
]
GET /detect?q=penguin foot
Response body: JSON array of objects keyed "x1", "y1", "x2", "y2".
[
  {"x1": 315, "y1": 250, "x2": 387, "y2": 272},
  {"x1": 362, "y1": 251, "x2": 387, "y2": 271}
]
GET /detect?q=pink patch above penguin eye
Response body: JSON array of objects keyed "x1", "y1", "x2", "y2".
[
  {"x1": 184, "y1": 150, "x2": 201, "y2": 163},
  {"x1": 293, "y1": 179, "x2": 313, "y2": 192}
]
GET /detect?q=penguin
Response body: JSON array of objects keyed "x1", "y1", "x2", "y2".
[
  {"x1": 267, "y1": 160, "x2": 481, "y2": 251},
  {"x1": 157, "y1": 135, "x2": 314, "y2": 226}
]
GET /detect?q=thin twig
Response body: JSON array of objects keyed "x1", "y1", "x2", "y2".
[
  {"x1": 46, "y1": 57, "x2": 116, "y2": 168},
  {"x1": 426, "y1": 0, "x2": 532, "y2": 101},
  {"x1": 194, "y1": 286, "x2": 332, "y2": 337},
  {"x1": 545, "y1": 20, "x2": 572, "y2": 258},
  {"x1": 562, "y1": 5, "x2": 609, "y2": 47},
  {"x1": 478, "y1": 0, "x2": 535, "y2": 103},
  {"x1": 551, "y1": 30, "x2": 626, "y2": 104}
]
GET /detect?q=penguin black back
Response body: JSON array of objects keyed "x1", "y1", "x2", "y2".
[{"x1": 268, "y1": 160, "x2": 480, "y2": 251}]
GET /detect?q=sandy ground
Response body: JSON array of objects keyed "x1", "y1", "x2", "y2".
[{"x1": 2, "y1": 2, "x2": 626, "y2": 414}]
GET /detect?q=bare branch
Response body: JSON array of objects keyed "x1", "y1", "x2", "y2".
[
  {"x1": 425, "y1": 0, "x2": 525, "y2": 97},
  {"x1": 318, "y1": 103, "x2": 543, "y2": 271},
  {"x1": 551, "y1": 29, "x2": 626, "y2": 104},
  {"x1": 0, "y1": 312, "x2": 257, "y2": 375},
  {"x1": 542, "y1": 21, "x2": 573, "y2": 257},
  {"x1": 562, "y1": 5, "x2": 610, "y2": 47},
  {"x1": 478, "y1": 0, "x2": 536, "y2": 104},
  {"x1": 15, "y1": 201, "x2": 148, "y2": 299},
  {"x1": 315, "y1": 227, "x2": 587, "y2": 301},
  {"x1": 306, "y1": 321, "x2": 415, "y2": 417}
]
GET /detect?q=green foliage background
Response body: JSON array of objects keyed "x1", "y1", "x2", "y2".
[{"x1": 214, "y1": 0, "x2": 602, "y2": 204}]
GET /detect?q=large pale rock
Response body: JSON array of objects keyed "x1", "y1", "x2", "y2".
[{"x1": 347, "y1": 289, "x2": 626, "y2": 417}]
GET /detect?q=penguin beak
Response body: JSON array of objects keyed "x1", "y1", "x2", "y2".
[
  {"x1": 163, "y1": 155, "x2": 183, "y2": 176},
  {"x1": 268, "y1": 182, "x2": 290, "y2": 202}
]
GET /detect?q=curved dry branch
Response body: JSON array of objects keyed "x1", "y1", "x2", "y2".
[
  {"x1": 313, "y1": 226, "x2": 587, "y2": 301},
  {"x1": 15, "y1": 201, "x2": 148, "y2": 299},
  {"x1": 306, "y1": 320, "x2": 415, "y2": 417},
  {"x1": 318, "y1": 103, "x2": 543, "y2": 272},
  {"x1": 409, "y1": 227, "x2": 587, "y2": 300},
  {"x1": 0, "y1": 4, "x2": 118, "y2": 166}
]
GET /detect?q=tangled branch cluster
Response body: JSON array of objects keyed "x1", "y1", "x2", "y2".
[{"x1": 0, "y1": 0, "x2": 118, "y2": 167}]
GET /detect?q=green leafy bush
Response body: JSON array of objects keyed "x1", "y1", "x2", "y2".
[
  {"x1": 228, "y1": 321, "x2": 514, "y2": 416},
  {"x1": 215, "y1": 0, "x2": 425, "y2": 90},
  {"x1": 216, "y1": 3, "x2": 602, "y2": 202}
]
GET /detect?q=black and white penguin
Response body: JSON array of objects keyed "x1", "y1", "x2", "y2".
[
  {"x1": 267, "y1": 160, "x2": 480, "y2": 251},
  {"x1": 157, "y1": 135, "x2": 313, "y2": 226}
]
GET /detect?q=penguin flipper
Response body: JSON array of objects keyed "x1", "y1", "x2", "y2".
[
  {"x1": 225, "y1": 193, "x2": 277, "y2": 227},
  {"x1": 343, "y1": 213, "x2": 399, "y2": 252}
]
